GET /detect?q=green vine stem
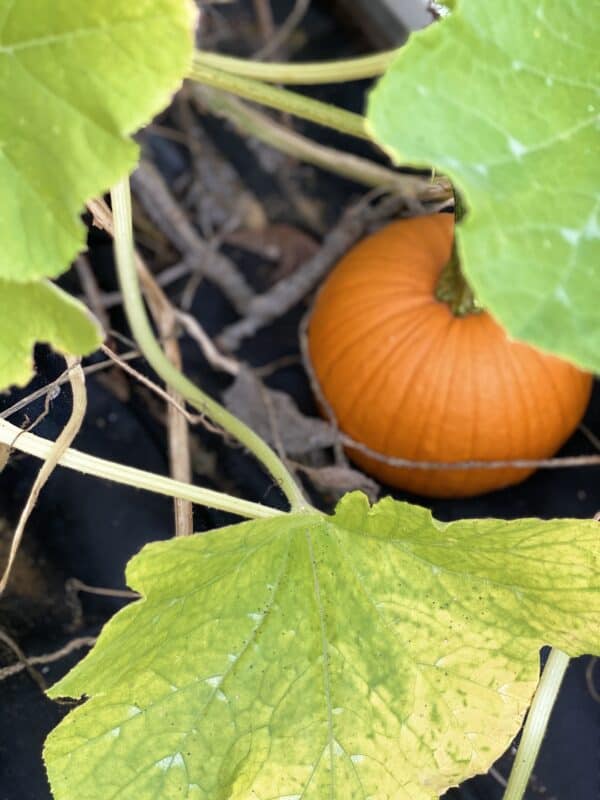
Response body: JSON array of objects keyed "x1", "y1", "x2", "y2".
[
  {"x1": 0, "y1": 418, "x2": 281, "y2": 520},
  {"x1": 503, "y1": 648, "x2": 570, "y2": 800},
  {"x1": 188, "y1": 61, "x2": 369, "y2": 140},
  {"x1": 0, "y1": 419, "x2": 284, "y2": 519},
  {"x1": 192, "y1": 85, "x2": 451, "y2": 202},
  {"x1": 110, "y1": 177, "x2": 309, "y2": 512},
  {"x1": 192, "y1": 49, "x2": 398, "y2": 85}
]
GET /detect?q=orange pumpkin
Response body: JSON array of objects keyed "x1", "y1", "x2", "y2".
[{"x1": 307, "y1": 214, "x2": 593, "y2": 498}]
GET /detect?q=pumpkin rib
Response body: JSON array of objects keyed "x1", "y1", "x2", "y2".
[
  {"x1": 397, "y1": 315, "x2": 458, "y2": 497},
  {"x1": 396, "y1": 313, "x2": 456, "y2": 461},
  {"x1": 421, "y1": 317, "x2": 463, "y2": 495},
  {"x1": 378, "y1": 312, "x2": 453, "y2": 457},
  {"x1": 529, "y1": 347, "x2": 572, "y2": 431},
  {"x1": 460, "y1": 320, "x2": 477, "y2": 496},
  {"x1": 493, "y1": 335, "x2": 519, "y2": 463},
  {"x1": 316, "y1": 287, "x2": 430, "y2": 322},
  {"x1": 315, "y1": 303, "x2": 430, "y2": 386},
  {"x1": 501, "y1": 339, "x2": 534, "y2": 460},
  {"x1": 334, "y1": 307, "x2": 443, "y2": 428},
  {"x1": 313, "y1": 293, "x2": 428, "y2": 352},
  {"x1": 323, "y1": 271, "x2": 432, "y2": 296},
  {"x1": 326, "y1": 304, "x2": 438, "y2": 430},
  {"x1": 314, "y1": 304, "x2": 427, "y2": 391},
  {"x1": 346, "y1": 307, "x2": 448, "y2": 444}
]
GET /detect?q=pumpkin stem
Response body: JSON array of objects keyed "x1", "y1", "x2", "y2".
[{"x1": 435, "y1": 191, "x2": 482, "y2": 317}]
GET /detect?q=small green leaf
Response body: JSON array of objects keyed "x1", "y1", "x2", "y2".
[
  {"x1": 0, "y1": 278, "x2": 101, "y2": 388},
  {"x1": 367, "y1": 1, "x2": 600, "y2": 372},
  {"x1": 44, "y1": 492, "x2": 600, "y2": 800},
  {"x1": 0, "y1": 0, "x2": 196, "y2": 282}
]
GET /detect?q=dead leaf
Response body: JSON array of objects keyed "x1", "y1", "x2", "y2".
[
  {"x1": 223, "y1": 367, "x2": 336, "y2": 457},
  {"x1": 298, "y1": 464, "x2": 380, "y2": 503},
  {"x1": 225, "y1": 224, "x2": 320, "y2": 282}
]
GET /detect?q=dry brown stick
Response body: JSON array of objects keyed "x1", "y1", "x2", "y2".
[
  {"x1": 253, "y1": 0, "x2": 275, "y2": 42},
  {"x1": 0, "y1": 360, "x2": 87, "y2": 595},
  {"x1": 585, "y1": 657, "x2": 600, "y2": 703},
  {"x1": 336, "y1": 436, "x2": 600, "y2": 470},
  {"x1": 0, "y1": 629, "x2": 47, "y2": 690},
  {"x1": 162, "y1": 331, "x2": 194, "y2": 536},
  {"x1": 217, "y1": 194, "x2": 405, "y2": 351},
  {"x1": 88, "y1": 197, "x2": 194, "y2": 536},
  {"x1": 66, "y1": 577, "x2": 139, "y2": 600},
  {"x1": 174, "y1": 310, "x2": 240, "y2": 375},
  {"x1": 0, "y1": 352, "x2": 140, "y2": 423},
  {"x1": 100, "y1": 345, "x2": 202, "y2": 428},
  {"x1": 254, "y1": 0, "x2": 311, "y2": 60},
  {"x1": 130, "y1": 161, "x2": 255, "y2": 313},
  {"x1": 89, "y1": 259, "x2": 192, "y2": 311},
  {"x1": 580, "y1": 422, "x2": 600, "y2": 452},
  {"x1": 74, "y1": 254, "x2": 110, "y2": 330},
  {"x1": 0, "y1": 634, "x2": 97, "y2": 684}
]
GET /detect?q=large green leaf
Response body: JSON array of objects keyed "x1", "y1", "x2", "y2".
[
  {"x1": 0, "y1": 0, "x2": 195, "y2": 282},
  {"x1": 367, "y1": 1, "x2": 600, "y2": 372},
  {"x1": 44, "y1": 492, "x2": 600, "y2": 800},
  {"x1": 0, "y1": 278, "x2": 101, "y2": 388}
]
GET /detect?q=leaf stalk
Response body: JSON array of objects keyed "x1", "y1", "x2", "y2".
[
  {"x1": 503, "y1": 648, "x2": 570, "y2": 800},
  {"x1": 192, "y1": 49, "x2": 398, "y2": 85},
  {"x1": 187, "y1": 61, "x2": 369, "y2": 140},
  {"x1": 110, "y1": 177, "x2": 309, "y2": 512},
  {"x1": 0, "y1": 418, "x2": 281, "y2": 520}
]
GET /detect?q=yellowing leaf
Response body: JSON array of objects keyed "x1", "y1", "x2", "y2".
[
  {"x1": 0, "y1": 278, "x2": 101, "y2": 388},
  {"x1": 367, "y1": 1, "x2": 600, "y2": 372},
  {"x1": 0, "y1": 0, "x2": 196, "y2": 282},
  {"x1": 44, "y1": 493, "x2": 600, "y2": 799}
]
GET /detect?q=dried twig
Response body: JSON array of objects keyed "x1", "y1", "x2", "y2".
[
  {"x1": 253, "y1": 0, "x2": 275, "y2": 42},
  {"x1": 336, "y1": 439, "x2": 600, "y2": 471},
  {"x1": 130, "y1": 161, "x2": 255, "y2": 313},
  {"x1": 579, "y1": 422, "x2": 600, "y2": 452},
  {"x1": 585, "y1": 657, "x2": 600, "y2": 703},
  {"x1": 88, "y1": 196, "x2": 195, "y2": 535},
  {"x1": 86, "y1": 259, "x2": 193, "y2": 311},
  {"x1": 74, "y1": 254, "x2": 110, "y2": 330},
  {"x1": 0, "y1": 634, "x2": 97, "y2": 684},
  {"x1": 254, "y1": 0, "x2": 310, "y2": 60},
  {"x1": 170, "y1": 94, "x2": 267, "y2": 234},
  {"x1": 0, "y1": 359, "x2": 87, "y2": 595},
  {"x1": 163, "y1": 343, "x2": 194, "y2": 536},
  {"x1": 0, "y1": 353, "x2": 140, "y2": 423},
  {"x1": 99, "y1": 346, "x2": 197, "y2": 427},
  {"x1": 0, "y1": 629, "x2": 47, "y2": 690},
  {"x1": 217, "y1": 194, "x2": 406, "y2": 350},
  {"x1": 174, "y1": 310, "x2": 240, "y2": 375},
  {"x1": 65, "y1": 577, "x2": 139, "y2": 601}
]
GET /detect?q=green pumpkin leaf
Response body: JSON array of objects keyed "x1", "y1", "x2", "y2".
[
  {"x1": 0, "y1": 0, "x2": 196, "y2": 282},
  {"x1": 44, "y1": 492, "x2": 600, "y2": 800},
  {"x1": 367, "y1": 1, "x2": 600, "y2": 372},
  {"x1": 0, "y1": 278, "x2": 101, "y2": 388}
]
